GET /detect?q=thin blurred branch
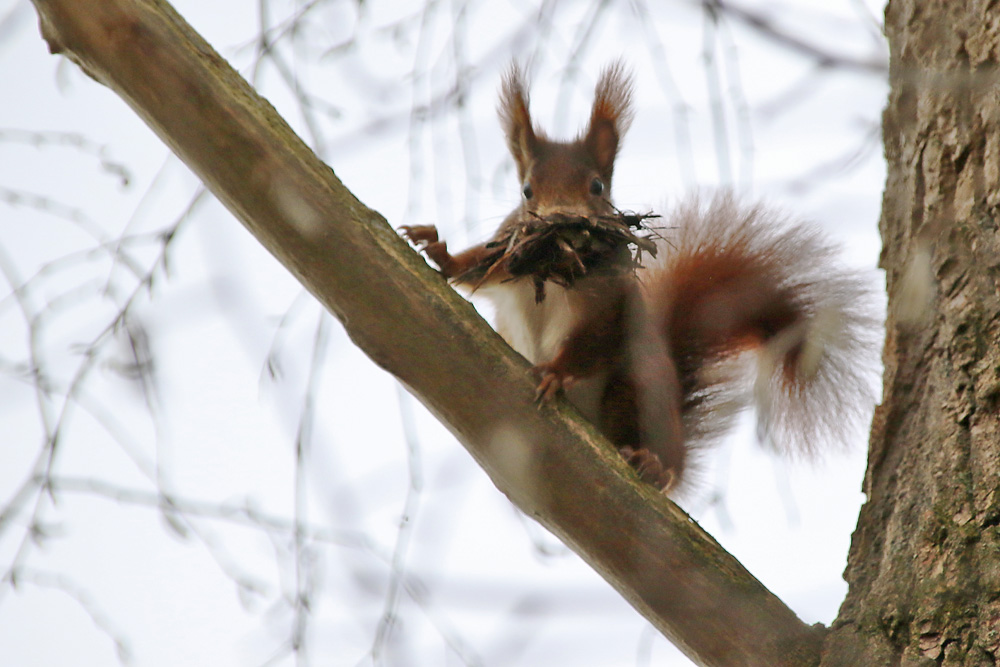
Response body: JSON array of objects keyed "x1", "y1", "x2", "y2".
[
  {"x1": 46, "y1": 475, "x2": 380, "y2": 550},
  {"x1": 706, "y1": 0, "x2": 887, "y2": 74},
  {"x1": 0, "y1": 128, "x2": 131, "y2": 184},
  {"x1": 370, "y1": 386, "x2": 427, "y2": 663},
  {"x1": 701, "y1": 3, "x2": 734, "y2": 186},
  {"x1": 627, "y1": 0, "x2": 698, "y2": 188},
  {"x1": 12, "y1": 568, "x2": 133, "y2": 664},
  {"x1": 288, "y1": 312, "x2": 331, "y2": 664}
]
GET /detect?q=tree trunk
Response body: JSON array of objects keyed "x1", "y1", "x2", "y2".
[{"x1": 822, "y1": 1, "x2": 1000, "y2": 664}]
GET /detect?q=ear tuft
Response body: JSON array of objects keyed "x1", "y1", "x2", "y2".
[
  {"x1": 585, "y1": 60, "x2": 634, "y2": 183},
  {"x1": 498, "y1": 62, "x2": 538, "y2": 182}
]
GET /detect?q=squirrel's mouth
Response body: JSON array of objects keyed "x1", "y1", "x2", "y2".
[{"x1": 460, "y1": 210, "x2": 662, "y2": 303}]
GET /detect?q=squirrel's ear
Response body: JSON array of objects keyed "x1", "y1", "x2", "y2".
[
  {"x1": 498, "y1": 62, "x2": 537, "y2": 182},
  {"x1": 584, "y1": 61, "x2": 634, "y2": 183}
]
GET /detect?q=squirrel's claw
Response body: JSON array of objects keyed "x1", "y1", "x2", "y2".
[
  {"x1": 532, "y1": 366, "x2": 574, "y2": 404},
  {"x1": 399, "y1": 224, "x2": 440, "y2": 246},
  {"x1": 620, "y1": 446, "x2": 675, "y2": 491}
]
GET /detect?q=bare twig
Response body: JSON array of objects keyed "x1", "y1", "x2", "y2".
[{"x1": 705, "y1": 0, "x2": 887, "y2": 74}]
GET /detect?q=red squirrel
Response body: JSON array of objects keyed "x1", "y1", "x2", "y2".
[{"x1": 401, "y1": 62, "x2": 877, "y2": 494}]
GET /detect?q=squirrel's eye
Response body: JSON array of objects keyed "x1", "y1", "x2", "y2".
[
  {"x1": 522, "y1": 182, "x2": 534, "y2": 200},
  {"x1": 589, "y1": 178, "x2": 605, "y2": 196}
]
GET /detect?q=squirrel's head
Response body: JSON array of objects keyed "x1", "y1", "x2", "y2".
[{"x1": 498, "y1": 62, "x2": 634, "y2": 219}]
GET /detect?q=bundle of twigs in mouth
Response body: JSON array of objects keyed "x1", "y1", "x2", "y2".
[{"x1": 461, "y1": 210, "x2": 661, "y2": 303}]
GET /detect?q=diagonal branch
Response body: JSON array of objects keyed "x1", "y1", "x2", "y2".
[{"x1": 28, "y1": 1, "x2": 825, "y2": 665}]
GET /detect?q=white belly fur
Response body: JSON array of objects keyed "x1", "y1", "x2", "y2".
[{"x1": 480, "y1": 280, "x2": 608, "y2": 423}]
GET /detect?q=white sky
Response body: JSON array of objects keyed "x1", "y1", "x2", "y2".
[{"x1": 0, "y1": 1, "x2": 888, "y2": 665}]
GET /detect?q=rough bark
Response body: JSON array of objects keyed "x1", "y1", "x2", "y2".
[
  {"x1": 28, "y1": 0, "x2": 826, "y2": 665},
  {"x1": 822, "y1": 1, "x2": 1000, "y2": 665}
]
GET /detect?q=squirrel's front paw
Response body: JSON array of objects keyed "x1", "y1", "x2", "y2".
[
  {"x1": 399, "y1": 224, "x2": 440, "y2": 246},
  {"x1": 619, "y1": 446, "x2": 675, "y2": 491},
  {"x1": 400, "y1": 225, "x2": 455, "y2": 275},
  {"x1": 532, "y1": 364, "x2": 575, "y2": 404}
]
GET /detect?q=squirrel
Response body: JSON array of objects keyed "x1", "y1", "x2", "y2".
[{"x1": 401, "y1": 62, "x2": 878, "y2": 495}]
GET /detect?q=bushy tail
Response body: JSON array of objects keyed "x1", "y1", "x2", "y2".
[{"x1": 648, "y1": 193, "x2": 881, "y2": 459}]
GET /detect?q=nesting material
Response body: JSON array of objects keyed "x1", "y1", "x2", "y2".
[{"x1": 462, "y1": 210, "x2": 661, "y2": 302}]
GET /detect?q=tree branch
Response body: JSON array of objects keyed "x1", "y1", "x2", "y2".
[{"x1": 28, "y1": 0, "x2": 824, "y2": 664}]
